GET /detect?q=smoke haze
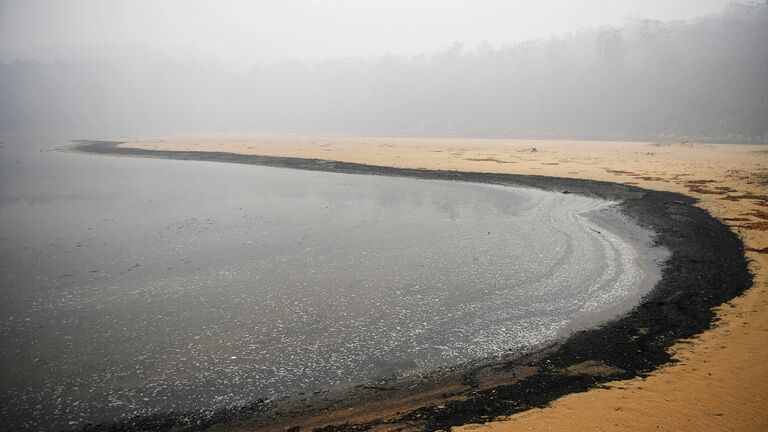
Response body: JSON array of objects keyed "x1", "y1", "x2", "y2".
[{"x1": 1, "y1": 1, "x2": 766, "y2": 142}]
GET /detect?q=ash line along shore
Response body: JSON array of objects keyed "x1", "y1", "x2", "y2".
[{"x1": 68, "y1": 138, "x2": 755, "y2": 432}]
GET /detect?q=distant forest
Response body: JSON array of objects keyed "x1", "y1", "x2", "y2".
[{"x1": 1, "y1": 2, "x2": 766, "y2": 142}]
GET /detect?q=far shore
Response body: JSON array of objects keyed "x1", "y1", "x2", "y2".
[{"x1": 67, "y1": 136, "x2": 768, "y2": 432}]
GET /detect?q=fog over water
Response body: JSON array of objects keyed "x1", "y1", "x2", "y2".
[{"x1": 1, "y1": 1, "x2": 766, "y2": 141}]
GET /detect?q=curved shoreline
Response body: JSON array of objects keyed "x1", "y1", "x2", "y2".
[{"x1": 69, "y1": 140, "x2": 752, "y2": 431}]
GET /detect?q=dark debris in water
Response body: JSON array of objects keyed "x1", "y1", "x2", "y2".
[{"x1": 70, "y1": 141, "x2": 752, "y2": 432}]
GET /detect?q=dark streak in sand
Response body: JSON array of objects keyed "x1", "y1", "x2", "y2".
[{"x1": 68, "y1": 140, "x2": 752, "y2": 432}]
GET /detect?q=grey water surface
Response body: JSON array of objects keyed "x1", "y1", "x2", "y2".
[{"x1": 0, "y1": 134, "x2": 665, "y2": 431}]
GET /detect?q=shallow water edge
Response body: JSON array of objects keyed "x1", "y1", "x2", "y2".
[{"x1": 68, "y1": 140, "x2": 752, "y2": 432}]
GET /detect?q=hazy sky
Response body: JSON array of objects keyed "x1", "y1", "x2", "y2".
[{"x1": 1, "y1": 0, "x2": 736, "y2": 64}]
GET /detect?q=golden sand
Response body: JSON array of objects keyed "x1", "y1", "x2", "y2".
[{"x1": 121, "y1": 136, "x2": 768, "y2": 431}]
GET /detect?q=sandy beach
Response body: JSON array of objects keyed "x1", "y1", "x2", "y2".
[{"x1": 103, "y1": 136, "x2": 768, "y2": 431}]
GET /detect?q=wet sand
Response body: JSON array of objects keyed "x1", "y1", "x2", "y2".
[{"x1": 77, "y1": 136, "x2": 767, "y2": 431}]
